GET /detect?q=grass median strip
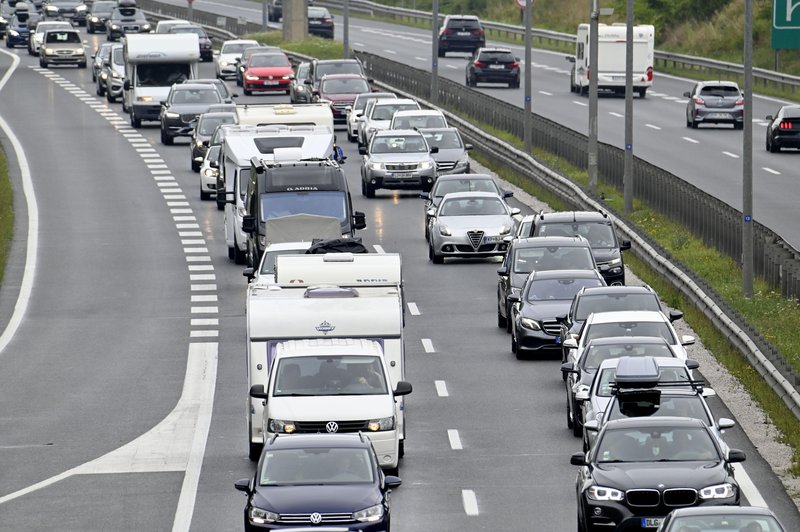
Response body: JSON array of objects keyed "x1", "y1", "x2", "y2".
[
  {"x1": 246, "y1": 32, "x2": 344, "y2": 60},
  {"x1": 0, "y1": 146, "x2": 13, "y2": 286}
]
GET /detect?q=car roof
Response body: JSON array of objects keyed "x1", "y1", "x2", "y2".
[
  {"x1": 441, "y1": 191, "x2": 503, "y2": 201},
  {"x1": 200, "y1": 112, "x2": 236, "y2": 120},
  {"x1": 699, "y1": 80, "x2": 740, "y2": 88},
  {"x1": 578, "y1": 286, "x2": 655, "y2": 297},
  {"x1": 513, "y1": 236, "x2": 590, "y2": 247},
  {"x1": 354, "y1": 92, "x2": 394, "y2": 101},
  {"x1": 604, "y1": 415, "x2": 706, "y2": 430},
  {"x1": 597, "y1": 355, "x2": 686, "y2": 370},
  {"x1": 320, "y1": 73, "x2": 367, "y2": 80},
  {"x1": 535, "y1": 210, "x2": 610, "y2": 223},
  {"x1": 263, "y1": 242, "x2": 313, "y2": 252},
  {"x1": 478, "y1": 47, "x2": 513, "y2": 54},
  {"x1": 374, "y1": 98, "x2": 417, "y2": 106},
  {"x1": 418, "y1": 127, "x2": 460, "y2": 134},
  {"x1": 173, "y1": 83, "x2": 217, "y2": 91},
  {"x1": 446, "y1": 14, "x2": 480, "y2": 20},
  {"x1": 587, "y1": 310, "x2": 667, "y2": 324},
  {"x1": 531, "y1": 269, "x2": 602, "y2": 280},
  {"x1": 315, "y1": 58, "x2": 361, "y2": 64},
  {"x1": 393, "y1": 109, "x2": 443, "y2": 116},
  {"x1": 265, "y1": 433, "x2": 370, "y2": 450}
]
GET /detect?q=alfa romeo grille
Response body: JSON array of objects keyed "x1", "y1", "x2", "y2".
[{"x1": 467, "y1": 230, "x2": 484, "y2": 248}]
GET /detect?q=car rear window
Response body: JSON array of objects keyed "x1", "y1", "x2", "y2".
[
  {"x1": 447, "y1": 18, "x2": 481, "y2": 29},
  {"x1": 782, "y1": 107, "x2": 800, "y2": 118},
  {"x1": 479, "y1": 51, "x2": 514, "y2": 63},
  {"x1": 699, "y1": 85, "x2": 740, "y2": 97}
]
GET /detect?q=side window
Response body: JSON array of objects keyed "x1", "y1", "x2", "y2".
[{"x1": 577, "y1": 42, "x2": 584, "y2": 61}]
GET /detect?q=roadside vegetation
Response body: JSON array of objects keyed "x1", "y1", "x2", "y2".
[
  {"x1": 246, "y1": 32, "x2": 344, "y2": 59},
  {"x1": 0, "y1": 147, "x2": 12, "y2": 285}
]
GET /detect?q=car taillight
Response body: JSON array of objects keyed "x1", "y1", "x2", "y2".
[
  {"x1": 473, "y1": 60, "x2": 486, "y2": 68},
  {"x1": 586, "y1": 67, "x2": 590, "y2": 80},
  {"x1": 646, "y1": 66, "x2": 653, "y2": 82},
  {"x1": 473, "y1": 29, "x2": 484, "y2": 36},
  {"x1": 694, "y1": 97, "x2": 705, "y2": 105},
  {"x1": 780, "y1": 121, "x2": 793, "y2": 129},
  {"x1": 442, "y1": 28, "x2": 453, "y2": 35},
  {"x1": 323, "y1": 17, "x2": 333, "y2": 22},
  {"x1": 506, "y1": 62, "x2": 519, "y2": 70},
  {"x1": 735, "y1": 98, "x2": 744, "y2": 106}
]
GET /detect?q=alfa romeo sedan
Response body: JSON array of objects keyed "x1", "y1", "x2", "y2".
[{"x1": 427, "y1": 191, "x2": 520, "y2": 264}]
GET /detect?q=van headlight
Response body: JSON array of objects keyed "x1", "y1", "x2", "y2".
[
  {"x1": 110, "y1": 23, "x2": 120, "y2": 30},
  {"x1": 248, "y1": 507, "x2": 279, "y2": 525},
  {"x1": 353, "y1": 503, "x2": 384, "y2": 523},
  {"x1": 699, "y1": 483, "x2": 735, "y2": 499},
  {"x1": 218, "y1": 60, "x2": 228, "y2": 67},
  {"x1": 367, "y1": 416, "x2": 395, "y2": 431},
  {"x1": 111, "y1": 70, "x2": 122, "y2": 79},
  {"x1": 586, "y1": 486, "x2": 624, "y2": 501},
  {"x1": 137, "y1": 96, "x2": 153, "y2": 102},
  {"x1": 267, "y1": 419, "x2": 296, "y2": 434}
]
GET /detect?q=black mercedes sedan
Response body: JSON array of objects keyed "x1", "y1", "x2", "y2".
[
  {"x1": 571, "y1": 416, "x2": 745, "y2": 532},
  {"x1": 234, "y1": 433, "x2": 401, "y2": 531}
]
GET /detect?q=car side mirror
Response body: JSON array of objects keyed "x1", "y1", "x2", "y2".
[
  {"x1": 358, "y1": 146, "x2": 367, "y2": 155},
  {"x1": 123, "y1": 79, "x2": 131, "y2": 90},
  {"x1": 681, "y1": 335, "x2": 696, "y2": 346},
  {"x1": 682, "y1": 91, "x2": 691, "y2": 98},
  {"x1": 570, "y1": 452, "x2": 587, "y2": 466},
  {"x1": 765, "y1": 115, "x2": 773, "y2": 121},
  {"x1": 565, "y1": 56, "x2": 575, "y2": 63},
  {"x1": 503, "y1": 190, "x2": 514, "y2": 199},
  {"x1": 243, "y1": 267, "x2": 255, "y2": 281},
  {"x1": 717, "y1": 418, "x2": 735, "y2": 430},
  {"x1": 685, "y1": 359, "x2": 700, "y2": 370},
  {"x1": 420, "y1": 192, "x2": 430, "y2": 200},
  {"x1": 426, "y1": 208, "x2": 436, "y2": 217},
  {"x1": 234, "y1": 479, "x2": 251, "y2": 493},
  {"x1": 304, "y1": 79, "x2": 312, "y2": 85},
  {"x1": 429, "y1": 146, "x2": 439, "y2": 154},
  {"x1": 563, "y1": 338, "x2": 578, "y2": 349},
  {"x1": 384, "y1": 475, "x2": 402, "y2": 489},
  {"x1": 727, "y1": 449, "x2": 746, "y2": 463},
  {"x1": 393, "y1": 381, "x2": 413, "y2": 396},
  {"x1": 464, "y1": 143, "x2": 473, "y2": 151},
  {"x1": 497, "y1": 266, "x2": 508, "y2": 276},
  {"x1": 159, "y1": 100, "x2": 167, "y2": 106},
  {"x1": 702, "y1": 387, "x2": 717, "y2": 398},
  {"x1": 668, "y1": 310, "x2": 683, "y2": 322},
  {"x1": 353, "y1": 211, "x2": 367, "y2": 230},
  {"x1": 583, "y1": 419, "x2": 599, "y2": 432},
  {"x1": 507, "y1": 294, "x2": 520, "y2": 304},
  {"x1": 242, "y1": 215, "x2": 256, "y2": 234},
  {"x1": 575, "y1": 389, "x2": 590, "y2": 402},
  {"x1": 193, "y1": 156, "x2": 203, "y2": 163},
  {"x1": 510, "y1": 207, "x2": 521, "y2": 216},
  {"x1": 210, "y1": 161, "x2": 219, "y2": 169},
  {"x1": 620, "y1": 239, "x2": 631, "y2": 251},
  {"x1": 249, "y1": 384, "x2": 268, "y2": 399},
  {"x1": 560, "y1": 362, "x2": 576, "y2": 374}
]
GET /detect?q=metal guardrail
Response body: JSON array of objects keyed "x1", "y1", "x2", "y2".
[
  {"x1": 140, "y1": 0, "x2": 800, "y2": 420},
  {"x1": 316, "y1": 0, "x2": 800, "y2": 94}
]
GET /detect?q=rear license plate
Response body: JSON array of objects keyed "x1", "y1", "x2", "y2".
[
  {"x1": 641, "y1": 517, "x2": 660, "y2": 528},
  {"x1": 457, "y1": 31, "x2": 470, "y2": 36},
  {"x1": 263, "y1": 81, "x2": 278, "y2": 86},
  {"x1": 489, "y1": 64, "x2": 504, "y2": 69},
  {"x1": 710, "y1": 112, "x2": 730, "y2": 119},
  {"x1": 309, "y1": 20, "x2": 321, "y2": 24}
]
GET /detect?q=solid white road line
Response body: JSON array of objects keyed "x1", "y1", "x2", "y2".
[
  {"x1": 191, "y1": 306, "x2": 219, "y2": 314},
  {"x1": 722, "y1": 151, "x2": 740, "y2": 159},
  {"x1": 538, "y1": 90, "x2": 553, "y2": 96},
  {"x1": 682, "y1": 137, "x2": 700, "y2": 144},
  {"x1": 434, "y1": 380, "x2": 448, "y2": 397},
  {"x1": 763, "y1": 167, "x2": 781, "y2": 175},
  {"x1": 407, "y1": 302, "x2": 420, "y2": 315},
  {"x1": 733, "y1": 463, "x2": 768, "y2": 508},
  {"x1": 461, "y1": 490, "x2": 479, "y2": 516},
  {"x1": 384, "y1": 49, "x2": 397, "y2": 54},
  {"x1": 573, "y1": 100, "x2": 588, "y2": 107},
  {"x1": 609, "y1": 111, "x2": 623, "y2": 118},
  {"x1": 447, "y1": 429, "x2": 463, "y2": 450},
  {"x1": 421, "y1": 338, "x2": 435, "y2": 353}
]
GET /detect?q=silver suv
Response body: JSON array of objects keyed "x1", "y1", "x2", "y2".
[{"x1": 359, "y1": 129, "x2": 438, "y2": 197}]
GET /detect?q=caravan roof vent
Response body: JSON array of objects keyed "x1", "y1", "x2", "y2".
[{"x1": 304, "y1": 287, "x2": 359, "y2": 299}]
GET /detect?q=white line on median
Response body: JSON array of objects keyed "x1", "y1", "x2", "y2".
[
  {"x1": 461, "y1": 490, "x2": 479, "y2": 516},
  {"x1": 448, "y1": 429, "x2": 463, "y2": 450},
  {"x1": 763, "y1": 167, "x2": 780, "y2": 175},
  {"x1": 538, "y1": 90, "x2": 552, "y2": 96},
  {"x1": 421, "y1": 338, "x2": 435, "y2": 353},
  {"x1": 573, "y1": 100, "x2": 588, "y2": 107},
  {"x1": 415, "y1": 56, "x2": 426, "y2": 61},
  {"x1": 407, "y1": 302, "x2": 420, "y2": 315},
  {"x1": 384, "y1": 49, "x2": 397, "y2": 55},
  {"x1": 733, "y1": 463, "x2": 768, "y2": 508},
  {"x1": 435, "y1": 380, "x2": 448, "y2": 397},
  {"x1": 373, "y1": 244, "x2": 385, "y2": 253},
  {"x1": 609, "y1": 111, "x2": 623, "y2": 118},
  {"x1": 682, "y1": 137, "x2": 700, "y2": 144}
]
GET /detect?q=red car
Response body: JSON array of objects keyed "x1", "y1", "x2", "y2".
[
  {"x1": 242, "y1": 52, "x2": 293, "y2": 95},
  {"x1": 313, "y1": 73, "x2": 371, "y2": 123}
]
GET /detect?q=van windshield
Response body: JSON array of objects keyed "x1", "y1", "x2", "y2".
[
  {"x1": 260, "y1": 191, "x2": 347, "y2": 225},
  {"x1": 136, "y1": 63, "x2": 191, "y2": 87},
  {"x1": 273, "y1": 355, "x2": 388, "y2": 396}
]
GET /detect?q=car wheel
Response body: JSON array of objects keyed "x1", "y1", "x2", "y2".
[
  {"x1": 769, "y1": 136, "x2": 780, "y2": 153},
  {"x1": 566, "y1": 396, "x2": 574, "y2": 429},
  {"x1": 734, "y1": 121, "x2": 744, "y2": 130},
  {"x1": 39, "y1": 58, "x2": 47, "y2": 67},
  {"x1": 228, "y1": 245, "x2": 235, "y2": 260},
  {"x1": 243, "y1": 87, "x2": 251, "y2": 96},
  {"x1": 505, "y1": 303, "x2": 512, "y2": 333},
  {"x1": 106, "y1": 91, "x2": 115, "y2": 103},
  {"x1": 637, "y1": 87, "x2": 646, "y2": 98},
  {"x1": 200, "y1": 190, "x2": 211, "y2": 201},
  {"x1": 161, "y1": 129, "x2": 173, "y2": 145},
  {"x1": 510, "y1": 79, "x2": 520, "y2": 89},
  {"x1": 429, "y1": 242, "x2": 443, "y2": 264},
  {"x1": 248, "y1": 439, "x2": 262, "y2": 462},
  {"x1": 511, "y1": 326, "x2": 518, "y2": 354},
  {"x1": 130, "y1": 113, "x2": 141, "y2": 128},
  {"x1": 572, "y1": 399, "x2": 582, "y2": 437},
  {"x1": 399, "y1": 439, "x2": 404, "y2": 458},
  {"x1": 234, "y1": 241, "x2": 247, "y2": 265},
  {"x1": 87, "y1": 26, "x2": 93, "y2": 34},
  {"x1": 236, "y1": 77, "x2": 242, "y2": 87},
  {"x1": 364, "y1": 180, "x2": 375, "y2": 199},
  {"x1": 437, "y1": 48, "x2": 445, "y2": 58},
  {"x1": 690, "y1": 117, "x2": 698, "y2": 129},
  {"x1": 191, "y1": 159, "x2": 201, "y2": 172},
  {"x1": 28, "y1": 45, "x2": 35, "y2": 56},
  {"x1": 497, "y1": 300, "x2": 507, "y2": 329}
]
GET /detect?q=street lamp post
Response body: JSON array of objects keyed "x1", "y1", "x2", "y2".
[
  {"x1": 588, "y1": 0, "x2": 599, "y2": 195},
  {"x1": 431, "y1": 0, "x2": 439, "y2": 104},
  {"x1": 523, "y1": 0, "x2": 532, "y2": 153},
  {"x1": 743, "y1": 0, "x2": 754, "y2": 297},
  {"x1": 343, "y1": 0, "x2": 350, "y2": 59},
  {"x1": 623, "y1": 0, "x2": 634, "y2": 213}
]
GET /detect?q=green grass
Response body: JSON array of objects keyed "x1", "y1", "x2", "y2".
[
  {"x1": 246, "y1": 32, "x2": 345, "y2": 59},
  {"x1": 0, "y1": 147, "x2": 13, "y2": 286}
]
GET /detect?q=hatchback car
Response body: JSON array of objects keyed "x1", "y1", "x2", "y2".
[
  {"x1": 85, "y1": 0, "x2": 113, "y2": 33},
  {"x1": 656, "y1": 506, "x2": 787, "y2": 532},
  {"x1": 28, "y1": 19, "x2": 70, "y2": 55},
  {"x1": 42, "y1": 0, "x2": 87, "y2": 26},
  {"x1": 234, "y1": 433, "x2": 401, "y2": 532},
  {"x1": 765, "y1": 105, "x2": 800, "y2": 152},
  {"x1": 509, "y1": 269, "x2": 605, "y2": 359},
  {"x1": 428, "y1": 191, "x2": 520, "y2": 264},
  {"x1": 160, "y1": 83, "x2": 223, "y2": 145},
  {"x1": 466, "y1": 47, "x2": 520, "y2": 88},
  {"x1": 242, "y1": 52, "x2": 293, "y2": 95},
  {"x1": 190, "y1": 111, "x2": 237, "y2": 171},
  {"x1": 359, "y1": 98, "x2": 421, "y2": 147},
  {"x1": 571, "y1": 416, "x2": 744, "y2": 532},
  {"x1": 289, "y1": 61, "x2": 312, "y2": 103},
  {"x1": 437, "y1": 14, "x2": 484, "y2": 56},
  {"x1": 314, "y1": 73, "x2": 371, "y2": 123},
  {"x1": 308, "y1": 58, "x2": 366, "y2": 93},
  {"x1": 307, "y1": 6, "x2": 333, "y2": 39},
  {"x1": 98, "y1": 42, "x2": 124, "y2": 101},
  {"x1": 168, "y1": 24, "x2": 212, "y2": 62},
  {"x1": 39, "y1": 28, "x2": 86, "y2": 68},
  {"x1": 236, "y1": 45, "x2": 280, "y2": 86},
  {"x1": 496, "y1": 236, "x2": 598, "y2": 332},
  {"x1": 359, "y1": 129, "x2": 438, "y2": 197},
  {"x1": 346, "y1": 92, "x2": 396, "y2": 141},
  {"x1": 684, "y1": 81, "x2": 744, "y2": 129},
  {"x1": 215, "y1": 38, "x2": 259, "y2": 79},
  {"x1": 418, "y1": 127, "x2": 472, "y2": 176}
]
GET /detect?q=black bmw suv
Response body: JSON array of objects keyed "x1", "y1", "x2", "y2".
[{"x1": 437, "y1": 14, "x2": 484, "y2": 56}]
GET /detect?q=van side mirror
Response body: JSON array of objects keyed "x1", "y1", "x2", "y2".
[
  {"x1": 123, "y1": 79, "x2": 131, "y2": 90},
  {"x1": 620, "y1": 240, "x2": 631, "y2": 251},
  {"x1": 243, "y1": 267, "x2": 255, "y2": 281},
  {"x1": 249, "y1": 384, "x2": 268, "y2": 399},
  {"x1": 353, "y1": 211, "x2": 366, "y2": 230},
  {"x1": 242, "y1": 215, "x2": 256, "y2": 234},
  {"x1": 393, "y1": 381, "x2": 413, "y2": 396},
  {"x1": 570, "y1": 452, "x2": 587, "y2": 466}
]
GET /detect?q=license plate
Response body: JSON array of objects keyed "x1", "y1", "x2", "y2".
[
  {"x1": 641, "y1": 517, "x2": 660, "y2": 528},
  {"x1": 489, "y1": 64, "x2": 504, "y2": 69},
  {"x1": 309, "y1": 20, "x2": 321, "y2": 24},
  {"x1": 457, "y1": 31, "x2": 470, "y2": 36},
  {"x1": 555, "y1": 336, "x2": 561, "y2": 344},
  {"x1": 710, "y1": 112, "x2": 730, "y2": 119},
  {"x1": 388, "y1": 172, "x2": 412, "y2": 178},
  {"x1": 263, "y1": 81, "x2": 278, "y2": 86},
  {"x1": 483, "y1": 235, "x2": 501, "y2": 243},
  {"x1": 612, "y1": 75, "x2": 625, "y2": 80}
]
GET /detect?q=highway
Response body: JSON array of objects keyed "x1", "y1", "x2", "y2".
[{"x1": 0, "y1": 15, "x2": 798, "y2": 532}]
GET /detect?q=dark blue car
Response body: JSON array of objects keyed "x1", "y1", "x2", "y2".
[
  {"x1": 235, "y1": 433, "x2": 401, "y2": 531},
  {"x1": 5, "y1": 4, "x2": 31, "y2": 48}
]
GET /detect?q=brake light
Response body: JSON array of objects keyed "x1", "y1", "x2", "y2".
[
  {"x1": 646, "y1": 66, "x2": 653, "y2": 82},
  {"x1": 323, "y1": 17, "x2": 333, "y2": 23},
  {"x1": 694, "y1": 97, "x2": 705, "y2": 105},
  {"x1": 586, "y1": 67, "x2": 590, "y2": 80},
  {"x1": 735, "y1": 98, "x2": 744, "y2": 106},
  {"x1": 442, "y1": 28, "x2": 453, "y2": 35},
  {"x1": 473, "y1": 60, "x2": 486, "y2": 68},
  {"x1": 506, "y1": 62, "x2": 519, "y2": 70},
  {"x1": 780, "y1": 121, "x2": 793, "y2": 129},
  {"x1": 473, "y1": 29, "x2": 484, "y2": 36}
]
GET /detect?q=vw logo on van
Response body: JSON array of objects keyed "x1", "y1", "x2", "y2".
[
  {"x1": 325, "y1": 421, "x2": 339, "y2": 433},
  {"x1": 316, "y1": 321, "x2": 335, "y2": 335},
  {"x1": 310, "y1": 512, "x2": 322, "y2": 524}
]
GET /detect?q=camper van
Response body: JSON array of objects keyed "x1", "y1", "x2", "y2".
[
  {"x1": 245, "y1": 253, "x2": 407, "y2": 466},
  {"x1": 566, "y1": 23, "x2": 655, "y2": 97},
  {"x1": 235, "y1": 102, "x2": 334, "y2": 129},
  {"x1": 122, "y1": 33, "x2": 200, "y2": 127}
]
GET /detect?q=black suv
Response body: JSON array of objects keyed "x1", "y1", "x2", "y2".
[
  {"x1": 267, "y1": 0, "x2": 314, "y2": 22},
  {"x1": 159, "y1": 83, "x2": 222, "y2": 145},
  {"x1": 437, "y1": 14, "x2": 484, "y2": 56},
  {"x1": 522, "y1": 211, "x2": 630, "y2": 286},
  {"x1": 466, "y1": 47, "x2": 520, "y2": 88}
]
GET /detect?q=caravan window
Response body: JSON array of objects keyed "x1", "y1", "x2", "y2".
[{"x1": 253, "y1": 137, "x2": 305, "y2": 154}]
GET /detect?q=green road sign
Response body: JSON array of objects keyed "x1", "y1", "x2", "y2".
[{"x1": 773, "y1": 0, "x2": 800, "y2": 49}]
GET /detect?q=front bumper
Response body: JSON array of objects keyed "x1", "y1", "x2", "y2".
[
  {"x1": 87, "y1": 17, "x2": 107, "y2": 31},
  {"x1": 42, "y1": 51, "x2": 86, "y2": 65},
  {"x1": 430, "y1": 233, "x2": 509, "y2": 258},
  {"x1": 132, "y1": 103, "x2": 161, "y2": 121},
  {"x1": 163, "y1": 116, "x2": 198, "y2": 137},
  {"x1": 514, "y1": 324, "x2": 561, "y2": 351},
  {"x1": 597, "y1": 263, "x2": 625, "y2": 286},
  {"x1": 365, "y1": 168, "x2": 437, "y2": 191},
  {"x1": 244, "y1": 79, "x2": 291, "y2": 92}
]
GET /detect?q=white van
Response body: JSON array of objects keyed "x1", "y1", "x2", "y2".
[
  {"x1": 235, "y1": 102, "x2": 334, "y2": 130},
  {"x1": 567, "y1": 23, "x2": 655, "y2": 97},
  {"x1": 249, "y1": 338, "x2": 412, "y2": 471}
]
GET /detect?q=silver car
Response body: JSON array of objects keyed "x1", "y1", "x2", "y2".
[
  {"x1": 359, "y1": 129, "x2": 438, "y2": 198},
  {"x1": 418, "y1": 127, "x2": 472, "y2": 175},
  {"x1": 427, "y1": 191, "x2": 520, "y2": 264},
  {"x1": 358, "y1": 98, "x2": 420, "y2": 147},
  {"x1": 97, "y1": 43, "x2": 124, "y2": 102},
  {"x1": 345, "y1": 91, "x2": 396, "y2": 142},
  {"x1": 684, "y1": 81, "x2": 744, "y2": 129},
  {"x1": 29, "y1": 20, "x2": 71, "y2": 56},
  {"x1": 215, "y1": 38, "x2": 259, "y2": 79},
  {"x1": 39, "y1": 28, "x2": 86, "y2": 68}
]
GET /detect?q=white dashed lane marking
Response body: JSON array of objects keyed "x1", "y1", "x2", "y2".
[
  {"x1": 434, "y1": 380, "x2": 448, "y2": 397},
  {"x1": 609, "y1": 112, "x2": 623, "y2": 118},
  {"x1": 461, "y1": 490, "x2": 479, "y2": 516},
  {"x1": 448, "y1": 429, "x2": 463, "y2": 450},
  {"x1": 763, "y1": 167, "x2": 781, "y2": 175},
  {"x1": 407, "y1": 302, "x2": 420, "y2": 315},
  {"x1": 572, "y1": 100, "x2": 588, "y2": 107},
  {"x1": 421, "y1": 338, "x2": 435, "y2": 353},
  {"x1": 682, "y1": 137, "x2": 700, "y2": 144},
  {"x1": 722, "y1": 151, "x2": 740, "y2": 159},
  {"x1": 645, "y1": 124, "x2": 661, "y2": 130}
]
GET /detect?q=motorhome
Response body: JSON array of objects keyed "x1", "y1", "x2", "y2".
[
  {"x1": 245, "y1": 253, "x2": 407, "y2": 466},
  {"x1": 219, "y1": 125, "x2": 337, "y2": 264},
  {"x1": 567, "y1": 23, "x2": 655, "y2": 97},
  {"x1": 235, "y1": 102, "x2": 334, "y2": 129},
  {"x1": 122, "y1": 33, "x2": 200, "y2": 127}
]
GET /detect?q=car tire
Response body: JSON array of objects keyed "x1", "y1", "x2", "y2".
[
  {"x1": 769, "y1": 137, "x2": 780, "y2": 153},
  {"x1": 510, "y1": 79, "x2": 520, "y2": 89},
  {"x1": 248, "y1": 440, "x2": 262, "y2": 461},
  {"x1": 511, "y1": 327, "x2": 518, "y2": 354},
  {"x1": 497, "y1": 301, "x2": 507, "y2": 329},
  {"x1": 87, "y1": 26, "x2": 93, "y2": 34},
  {"x1": 428, "y1": 242, "x2": 443, "y2": 264},
  {"x1": 572, "y1": 399, "x2": 582, "y2": 437},
  {"x1": 566, "y1": 396, "x2": 574, "y2": 429},
  {"x1": 505, "y1": 303, "x2": 512, "y2": 333},
  {"x1": 734, "y1": 121, "x2": 744, "y2": 130},
  {"x1": 437, "y1": 48, "x2": 445, "y2": 58},
  {"x1": 399, "y1": 439, "x2": 404, "y2": 458},
  {"x1": 160, "y1": 129, "x2": 173, "y2": 145},
  {"x1": 243, "y1": 87, "x2": 251, "y2": 96},
  {"x1": 28, "y1": 45, "x2": 35, "y2": 56},
  {"x1": 130, "y1": 113, "x2": 141, "y2": 128},
  {"x1": 690, "y1": 117, "x2": 698, "y2": 129},
  {"x1": 96, "y1": 83, "x2": 104, "y2": 96},
  {"x1": 234, "y1": 241, "x2": 247, "y2": 265},
  {"x1": 228, "y1": 246, "x2": 235, "y2": 260},
  {"x1": 236, "y1": 77, "x2": 242, "y2": 87},
  {"x1": 637, "y1": 87, "x2": 646, "y2": 98},
  {"x1": 364, "y1": 180, "x2": 375, "y2": 199},
  {"x1": 79, "y1": 62, "x2": 87, "y2": 69},
  {"x1": 106, "y1": 91, "x2": 115, "y2": 103},
  {"x1": 200, "y1": 190, "x2": 211, "y2": 201},
  {"x1": 39, "y1": 58, "x2": 47, "y2": 67}
]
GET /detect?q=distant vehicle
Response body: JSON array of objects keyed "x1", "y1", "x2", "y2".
[
  {"x1": 215, "y1": 38, "x2": 258, "y2": 80},
  {"x1": 765, "y1": 105, "x2": 800, "y2": 152},
  {"x1": 190, "y1": 111, "x2": 236, "y2": 172},
  {"x1": 307, "y1": 5, "x2": 333, "y2": 39},
  {"x1": 39, "y1": 28, "x2": 86, "y2": 68},
  {"x1": 313, "y1": 73, "x2": 370, "y2": 124},
  {"x1": 98, "y1": 43, "x2": 124, "y2": 102},
  {"x1": 5, "y1": 2, "x2": 32, "y2": 48},
  {"x1": 437, "y1": 14, "x2": 484, "y2": 56},
  {"x1": 308, "y1": 58, "x2": 366, "y2": 94},
  {"x1": 235, "y1": 45, "x2": 280, "y2": 86},
  {"x1": 684, "y1": 81, "x2": 744, "y2": 130},
  {"x1": 90, "y1": 41, "x2": 112, "y2": 82},
  {"x1": 198, "y1": 144, "x2": 221, "y2": 201},
  {"x1": 466, "y1": 47, "x2": 520, "y2": 88},
  {"x1": 85, "y1": 0, "x2": 113, "y2": 33},
  {"x1": 42, "y1": 0, "x2": 88, "y2": 26},
  {"x1": 567, "y1": 23, "x2": 655, "y2": 97},
  {"x1": 345, "y1": 92, "x2": 396, "y2": 142},
  {"x1": 418, "y1": 127, "x2": 472, "y2": 176},
  {"x1": 28, "y1": 19, "x2": 71, "y2": 55},
  {"x1": 359, "y1": 129, "x2": 438, "y2": 198},
  {"x1": 358, "y1": 98, "x2": 420, "y2": 148},
  {"x1": 185, "y1": 77, "x2": 235, "y2": 103},
  {"x1": 105, "y1": 0, "x2": 151, "y2": 41},
  {"x1": 168, "y1": 24, "x2": 213, "y2": 62},
  {"x1": 389, "y1": 109, "x2": 448, "y2": 130},
  {"x1": 289, "y1": 61, "x2": 312, "y2": 103},
  {"x1": 657, "y1": 506, "x2": 787, "y2": 532},
  {"x1": 153, "y1": 18, "x2": 188, "y2": 34}
]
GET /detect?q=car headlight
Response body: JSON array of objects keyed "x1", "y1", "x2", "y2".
[
  {"x1": 419, "y1": 160, "x2": 432, "y2": 170},
  {"x1": 699, "y1": 483, "x2": 736, "y2": 499},
  {"x1": 100, "y1": 71, "x2": 108, "y2": 79},
  {"x1": 195, "y1": 139, "x2": 204, "y2": 148},
  {"x1": 281, "y1": 75, "x2": 291, "y2": 80},
  {"x1": 202, "y1": 167, "x2": 218, "y2": 178},
  {"x1": 90, "y1": 16, "x2": 98, "y2": 22},
  {"x1": 267, "y1": 418, "x2": 295, "y2": 434},
  {"x1": 34, "y1": 35, "x2": 43, "y2": 43},
  {"x1": 44, "y1": 48, "x2": 56, "y2": 55},
  {"x1": 368, "y1": 161, "x2": 383, "y2": 171},
  {"x1": 9, "y1": 29, "x2": 19, "y2": 37},
  {"x1": 603, "y1": 258, "x2": 622, "y2": 266},
  {"x1": 439, "y1": 225, "x2": 451, "y2": 236},
  {"x1": 367, "y1": 416, "x2": 395, "y2": 432},
  {"x1": 45, "y1": 6, "x2": 57, "y2": 12},
  {"x1": 0, "y1": 17, "x2": 6, "y2": 24},
  {"x1": 110, "y1": 23, "x2": 119, "y2": 30},
  {"x1": 76, "y1": 5, "x2": 87, "y2": 11},
  {"x1": 165, "y1": 111, "x2": 179, "y2": 119},
  {"x1": 248, "y1": 507, "x2": 279, "y2": 525},
  {"x1": 499, "y1": 224, "x2": 512, "y2": 235},
  {"x1": 353, "y1": 503, "x2": 384, "y2": 523},
  {"x1": 218, "y1": 60, "x2": 228, "y2": 67},
  {"x1": 457, "y1": 156, "x2": 470, "y2": 166},
  {"x1": 142, "y1": 23, "x2": 151, "y2": 30},
  {"x1": 520, "y1": 317, "x2": 541, "y2": 331},
  {"x1": 244, "y1": 74, "x2": 259, "y2": 81},
  {"x1": 137, "y1": 96, "x2": 153, "y2": 102},
  {"x1": 111, "y1": 70, "x2": 122, "y2": 79},
  {"x1": 586, "y1": 486, "x2": 624, "y2": 501}
]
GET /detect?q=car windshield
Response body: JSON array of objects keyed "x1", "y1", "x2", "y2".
[
  {"x1": 371, "y1": 103, "x2": 418, "y2": 121},
  {"x1": 170, "y1": 26, "x2": 208, "y2": 37},
  {"x1": 170, "y1": 88, "x2": 221, "y2": 104},
  {"x1": 699, "y1": 85, "x2": 740, "y2": 97},
  {"x1": 206, "y1": 145, "x2": 221, "y2": 161},
  {"x1": 322, "y1": 77, "x2": 370, "y2": 94},
  {"x1": 392, "y1": 114, "x2": 447, "y2": 129},
  {"x1": 525, "y1": 277, "x2": 604, "y2": 302},
  {"x1": 595, "y1": 426, "x2": 719, "y2": 463},
  {"x1": 296, "y1": 64, "x2": 309, "y2": 78},
  {"x1": 595, "y1": 367, "x2": 691, "y2": 397},
  {"x1": 581, "y1": 342, "x2": 675, "y2": 371},
  {"x1": 199, "y1": 116, "x2": 236, "y2": 135},
  {"x1": 433, "y1": 178, "x2": 496, "y2": 198},
  {"x1": 422, "y1": 130, "x2": 463, "y2": 150},
  {"x1": 439, "y1": 197, "x2": 506, "y2": 216},
  {"x1": 668, "y1": 515, "x2": 783, "y2": 532},
  {"x1": 584, "y1": 321, "x2": 677, "y2": 344},
  {"x1": 512, "y1": 246, "x2": 595, "y2": 274},
  {"x1": 259, "y1": 448, "x2": 375, "y2": 486},
  {"x1": 575, "y1": 293, "x2": 661, "y2": 321},
  {"x1": 45, "y1": 31, "x2": 80, "y2": 43},
  {"x1": 316, "y1": 62, "x2": 362, "y2": 79},
  {"x1": 781, "y1": 106, "x2": 800, "y2": 118},
  {"x1": 272, "y1": 355, "x2": 388, "y2": 397},
  {"x1": 259, "y1": 249, "x2": 306, "y2": 275},
  {"x1": 221, "y1": 42, "x2": 255, "y2": 54},
  {"x1": 260, "y1": 191, "x2": 347, "y2": 224},
  {"x1": 608, "y1": 395, "x2": 712, "y2": 425},
  {"x1": 308, "y1": 7, "x2": 329, "y2": 17},
  {"x1": 536, "y1": 222, "x2": 616, "y2": 248},
  {"x1": 355, "y1": 94, "x2": 390, "y2": 111},
  {"x1": 249, "y1": 54, "x2": 290, "y2": 68},
  {"x1": 370, "y1": 135, "x2": 427, "y2": 154}
]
